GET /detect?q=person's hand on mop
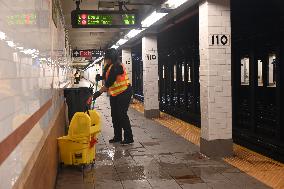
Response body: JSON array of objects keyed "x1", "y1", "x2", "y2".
[{"x1": 93, "y1": 91, "x2": 102, "y2": 100}]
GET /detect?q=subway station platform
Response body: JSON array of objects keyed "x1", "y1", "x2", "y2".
[
  {"x1": 1, "y1": 0, "x2": 284, "y2": 188},
  {"x1": 56, "y1": 81, "x2": 271, "y2": 189}
]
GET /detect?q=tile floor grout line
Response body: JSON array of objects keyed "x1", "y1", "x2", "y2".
[{"x1": 169, "y1": 174, "x2": 192, "y2": 189}]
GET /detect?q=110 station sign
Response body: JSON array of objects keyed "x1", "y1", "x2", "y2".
[{"x1": 209, "y1": 34, "x2": 230, "y2": 46}]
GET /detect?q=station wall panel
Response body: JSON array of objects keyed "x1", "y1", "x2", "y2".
[{"x1": 0, "y1": 0, "x2": 72, "y2": 188}]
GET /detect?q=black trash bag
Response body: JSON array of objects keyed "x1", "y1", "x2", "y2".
[{"x1": 64, "y1": 87, "x2": 93, "y2": 122}]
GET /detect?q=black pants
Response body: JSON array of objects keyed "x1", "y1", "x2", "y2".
[
  {"x1": 75, "y1": 77, "x2": 80, "y2": 84},
  {"x1": 110, "y1": 85, "x2": 133, "y2": 141}
]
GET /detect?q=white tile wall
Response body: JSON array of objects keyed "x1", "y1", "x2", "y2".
[
  {"x1": 199, "y1": 0, "x2": 232, "y2": 141},
  {"x1": 0, "y1": 0, "x2": 72, "y2": 188}
]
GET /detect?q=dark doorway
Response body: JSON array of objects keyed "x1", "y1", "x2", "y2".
[
  {"x1": 132, "y1": 43, "x2": 144, "y2": 101},
  {"x1": 231, "y1": 0, "x2": 284, "y2": 161},
  {"x1": 158, "y1": 14, "x2": 200, "y2": 126}
]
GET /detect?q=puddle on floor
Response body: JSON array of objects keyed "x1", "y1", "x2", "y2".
[{"x1": 117, "y1": 170, "x2": 147, "y2": 181}]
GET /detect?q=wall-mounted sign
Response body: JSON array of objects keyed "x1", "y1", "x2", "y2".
[
  {"x1": 146, "y1": 54, "x2": 157, "y2": 61},
  {"x1": 7, "y1": 13, "x2": 36, "y2": 25},
  {"x1": 73, "y1": 49, "x2": 104, "y2": 58},
  {"x1": 209, "y1": 34, "x2": 230, "y2": 46},
  {"x1": 71, "y1": 10, "x2": 139, "y2": 28},
  {"x1": 6, "y1": 11, "x2": 49, "y2": 28},
  {"x1": 145, "y1": 48, "x2": 158, "y2": 61}
]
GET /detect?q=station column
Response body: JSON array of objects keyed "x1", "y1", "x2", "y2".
[
  {"x1": 199, "y1": 0, "x2": 233, "y2": 157},
  {"x1": 142, "y1": 35, "x2": 160, "y2": 118},
  {"x1": 122, "y1": 49, "x2": 133, "y2": 85}
]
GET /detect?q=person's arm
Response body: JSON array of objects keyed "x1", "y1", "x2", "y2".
[
  {"x1": 104, "y1": 64, "x2": 124, "y2": 88},
  {"x1": 93, "y1": 64, "x2": 124, "y2": 99},
  {"x1": 98, "y1": 86, "x2": 108, "y2": 93}
]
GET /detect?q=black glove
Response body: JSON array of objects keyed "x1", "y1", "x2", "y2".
[
  {"x1": 93, "y1": 91, "x2": 102, "y2": 99},
  {"x1": 96, "y1": 74, "x2": 102, "y2": 81}
]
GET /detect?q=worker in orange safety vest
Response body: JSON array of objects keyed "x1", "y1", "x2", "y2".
[{"x1": 93, "y1": 48, "x2": 134, "y2": 145}]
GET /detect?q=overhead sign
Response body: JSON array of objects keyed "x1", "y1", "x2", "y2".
[
  {"x1": 209, "y1": 34, "x2": 230, "y2": 46},
  {"x1": 71, "y1": 10, "x2": 139, "y2": 28},
  {"x1": 7, "y1": 13, "x2": 36, "y2": 25},
  {"x1": 73, "y1": 49, "x2": 104, "y2": 58},
  {"x1": 6, "y1": 11, "x2": 49, "y2": 28}
]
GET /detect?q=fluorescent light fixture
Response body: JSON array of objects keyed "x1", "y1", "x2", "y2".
[
  {"x1": 125, "y1": 29, "x2": 144, "y2": 39},
  {"x1": 91, "y1": 56, "x2": 103, "y2": 65},
  {"x1": 164, "y1": 0, "x2": 188, "y2": 9},
  {"x1": 116, "y1": 39, "x2": 128, "y2": 46},
  {"x1": 111, "y1": 45, "x2": 119, "y2": 49},
  {"x1": 17, "y1": 46, "x2": 24, "y2": 50},
  {"x1": 86, "y1": 56, "x2": 104, "y2": 70},
  {"x1": 110, "y1": 7, "x2": 170, "y2": 48},
  {"x1": 7, "y1": 41, "x2": 15, "y2": 47},
  {"x1": 21, "y1": 49, "x2": 37, "y2": 55},
  {"x1": 141, "y1": 11, "x2": 167, "y2": 28},
  {"x1": 34, "y1": 50, "x2": 39, "y2": 55},
  {"x1": 0, "y1": 32, "x2": 6, "y2": 40}
]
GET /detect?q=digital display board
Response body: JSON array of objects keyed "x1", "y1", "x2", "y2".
[
  {"x1": 71, "y1": 10, "x2": 139, "y2": 28},
  {"x1": 7, "y1": 13, "x2": 37, "y2": 25}
]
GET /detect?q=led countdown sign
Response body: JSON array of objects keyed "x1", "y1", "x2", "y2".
[
  {"x1": 7, "y1": 13, "x2": 37, "y2": 25},
  {"x1": 71, "y1": 10, "x2": 139, "y2": 28}
]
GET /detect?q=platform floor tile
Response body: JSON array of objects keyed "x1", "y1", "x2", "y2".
[{"x1": 55, "y1": 93, "x2": 271, "y2": 189}]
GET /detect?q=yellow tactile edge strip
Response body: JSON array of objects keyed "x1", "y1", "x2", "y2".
[{"x1": 130, "y1": 99, "x2": 284, "y2": 189}]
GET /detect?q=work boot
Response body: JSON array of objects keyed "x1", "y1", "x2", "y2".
[
  {"x1": 109, "y1": 138, "x2": 121, "y2": 143},
  {"x1": 120, "y1": 139, "x2": 134, "y2": 145}
]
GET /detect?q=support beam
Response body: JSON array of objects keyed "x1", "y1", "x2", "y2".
[
  {"x1": 122, "y1": 49, "x2": 133, "y2": 85},
  {"x1": 142, "y1": 36, "x2": 160, "y2": 119},
  {"x1": 199, "y1": 0, "x2": 233, "y2": 158}
]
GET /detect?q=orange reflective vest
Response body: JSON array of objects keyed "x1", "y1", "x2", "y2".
[{"x1": 106, "y1": 64, "x2": 130, "y2": 96}]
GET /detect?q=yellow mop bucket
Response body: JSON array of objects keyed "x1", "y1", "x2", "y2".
[
  {"x1": 58, "y1": 111, "x2": 101, "y2": 166},
  {"x1": 58, "y1": 136, "x2": 95, "y2": 165}
]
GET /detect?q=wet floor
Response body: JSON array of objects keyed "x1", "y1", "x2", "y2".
[{"x1": 55, "y1": 93, "x2": 271, "y2": 189}]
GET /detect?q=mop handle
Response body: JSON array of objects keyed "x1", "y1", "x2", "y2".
[
  {"x1": 95, "y1": 81, "x2": 98, "y2": 92},
  {"x1": 91, "y1": 81, "x2": 99, "y2": 109}
]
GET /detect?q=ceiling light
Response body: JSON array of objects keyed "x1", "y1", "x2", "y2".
[
  {"x1": 116, "y1": 39, "x2": 128, "y2": 46},
  {"x1": 111, "y1": 45, "x2": 119, "y2": 49},
  {"x1": 164, "y1": 0, "x2": 188, "y2": 9},
  {"x1": 0, "y1": 32, "x2": 6, "y2": 40},
  {"x1": 21, "y1": 49, "x2": 37, "y2": 55},
  {"x1": 125, "y1": 29, "x2": 144, "y2": 39},
  {"x1": 141, "y1": 11, "x2": 167, "y2": 28},
  {"x1": 7, "y1": 41, "x2": 15, "y2": 47}
]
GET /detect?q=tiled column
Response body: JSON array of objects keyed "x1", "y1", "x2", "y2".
[
  {"x1": 199, "y1": 0, "x2": 233, "y2": 157},
  {"x1": 142, "y1": 36, "x2": 160, "y2": 118},
  {"x1": 122, "y1": 49, "x2": 133, "y2": 85}
]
